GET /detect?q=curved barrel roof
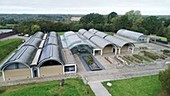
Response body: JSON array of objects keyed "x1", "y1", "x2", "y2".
[
  {"x1": 24, "y1": 37, "x2": 42, "y2": 49},
  {"x1": 83, "y1": 32, "x2": 94, "y2": 39},
  {"x1": 0, "y1": 29, "x2": 13, "y2": 34},
  {"x1": 44, "y1": 36, "x2": 58, "y2": 46},
  {"x1": 78, "y1": 29, "x2": 87, "y2": 35},
  {"x1": 33, "y1": 31, "x2": 44, "y2": 39},
  {"x1": 117, "y1": 29, "x2": 144, "y2": 41},
  {"x1": 95, "y1": 31, "x2": 108, "y2": 38},
  {"x1": 64, "y1": 31, "x2": 75, "y2": 37},
  {"x1": 63, "y1": 31, "x2": 90, "y2": 49},
  {"x1": 88, "y1": 28, "x2": 98, "y2": 34},
  {"x1": 38, "y1": 44, "x2": 63, "y2": 67},
  {"x1": 104, "y1": 35, "x2": 134, "y2": 47},
  {"x1": 49, "y1": 31, "x2": 58, "y2": 37},
  {"x1": 1, "y1": 45, "x2": 37, "y2": 70},
  {"x1": 90, "y1": 36, "x2": 114, "y2": 48}
]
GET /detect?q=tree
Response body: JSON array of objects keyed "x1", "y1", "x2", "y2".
[
  {"x1": 103, "y1": 24, "x2": 115, "y2": 32},
  {"x1": 107, "y1": 12, "x2": 118, "y2": 23},
  {"x1": 142, "y1": 16, "x2": 163, "y2": 35},
  {"x1": 125, "y1": 10, "x2": 144, "y2": 31},
  {"x1": 80, "y1": 13, "x2": 105, "y2": 24},
  {"x1": 31, "y1": 25, "x2": 41, "y2": 34},
  {"x1": 111, "y1": 15, "x2": 132, "y2": 31},
  {"x1": 94, "y1": 24, "x2": 103, "y2": 31},
  {"x1": 159, "y1": 65, "x2": 170, "y2": 94},
  {"x1": 162, "y1": 25, "x2": 170, "y2": 41}
]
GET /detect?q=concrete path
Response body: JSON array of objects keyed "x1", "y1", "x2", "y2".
[
  {"x1": 89, "y1": 82, "x2": 111, "y2": 96},
  {"x1": 0, "y1": 35, "x2": 28, "y2": 41}
]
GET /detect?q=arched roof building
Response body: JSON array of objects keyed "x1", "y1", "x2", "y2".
[
  {"x1": 1, "y1": 45, "x2": 37, "y2": 71},
  {"x1": 78, "y1": 29, "x2": 88, "y2": 35},
  {"x1": 117, "y1": 29, "x2": 148, "y2": 42},
  {"x1": 63, "y1": 31, "x2": 91, "y2": 50},
  {"x1": 38, "y1": 44, "x2": 63, "y2": 67},
  {"x1": 89, "y1": 29, "x2": 135, "y2": 54},
  {"x1": 33, "y1": 32, "x2": 44, "y2": 39}
]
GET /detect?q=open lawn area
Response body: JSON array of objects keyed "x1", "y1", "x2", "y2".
[
  {"x1": 103, "y1": 75, "x2": 161, "y2": 96},
  {"x1": 0, "y1": 78, "x2": 95, "y2": 96},
  {"x1": 0, "y1": 38, "x2": 23, "y2": 63}
]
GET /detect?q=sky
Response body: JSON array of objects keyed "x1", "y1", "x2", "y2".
[{"x1": 0, "y1": 0, "x2": 170, "y2": 15}]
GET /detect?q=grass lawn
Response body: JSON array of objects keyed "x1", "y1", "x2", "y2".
[
  {"x1": 57, "y1": 32, "x2": 65, "y2": 35},
  {"x1": 0, "y1": 78, "x2": 95, "y2": 96},
  {"x1": 104, "y1": 32, "x2": 113, "y2": 35},
  {"x1": 0, "y1": 38, "x2": 23, "y2": 63},
  {"x1": 0, "y1": 71, "x2": 1, "y2": 76},
  {"x1": 103, "y1": 75, "x2": 161, "y2": 96}
]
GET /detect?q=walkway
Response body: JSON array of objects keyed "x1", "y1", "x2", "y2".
[
  {"x1": 0, "y1": 35, "x2": 28, "y2": 41},
  {"x1": 89, "y1": 82, "x2": 111, "y2": 96}
]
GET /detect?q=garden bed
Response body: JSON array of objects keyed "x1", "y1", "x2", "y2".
[
  {"x1": 141, "y1": 51, "x2": 167, "y2": 60},
  {"x1": 82, "y1": 55, "x2": 102, "y2": 71}
]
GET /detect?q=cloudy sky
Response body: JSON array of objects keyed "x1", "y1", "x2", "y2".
[{"x1": 0, "y1": 0, "x2": 170, "y2": 15}]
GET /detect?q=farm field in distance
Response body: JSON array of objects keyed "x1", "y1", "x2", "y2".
[{"x1": 103, "y1": 75, "x2": 161, "y2": 96}]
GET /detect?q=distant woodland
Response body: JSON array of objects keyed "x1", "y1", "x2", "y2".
[{"x1": 1, "y1": 10, "x2": 170, "y2": 41}]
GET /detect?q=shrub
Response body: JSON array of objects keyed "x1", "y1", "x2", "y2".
[
  {"x1": 159, "y1": 65, "x2": 170, "y2": 94},
  {"x1": 142, "y1": 51, "x2": 160, "y2": 60},
  {"x1": 83, "y1": 56, "x2": 94, "y2": 65}
]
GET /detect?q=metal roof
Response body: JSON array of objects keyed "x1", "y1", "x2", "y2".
[
  {"x1": 78, "y1": 29, "x2": 88, "y2": 35},
  {"x1": 62, "y1": 49, "x2": 75, "y2": 64},
  {"x1": 64, "y1": 31, "x2": 75, "y2": 37},
  {"x1": 44, "y1": 36, "x2": 58, "y2": 46},
  {"x1": 104, "y1": 35, "x2": 134, "y2": 47},
  {"x1": 90, "y1": 36, "x2": 113, "y2": 48},
  {"x1": 0, "y1": 29, "x2": 13, "y2": 34},
  {"x1": 33, "y1": 31, "x2": 44, "y2": 39},
  {"x1": 95, "y1": 31, "x2": 108, "y2": 38},
  {"x1": 76, "y1": 33, "x2": 99, "y2": 49},
  {"x1": 83, "y1": 32, "x2": 94, "y2": 39},
  {"x1": 38, "y1": 44, "x2": 63, "y2": 67},
  {"x1": 49, "y1": 31, "x2": 58, "y2": 37},
  {"x1": 88, "y1": 28, "x2": 98, "y2": 34},
  {"x1": 117, "y1": 29, "x2": 144, "y2": 41},
  {"x1": 63, "y1": 32, "x2": 90, "y2": 49},
  {"x1": 1, "y1": 45, "x2": 37, "y2": 70},
  {"x1": 24, "y1": 37, "x2": 42, "y2": 49}
]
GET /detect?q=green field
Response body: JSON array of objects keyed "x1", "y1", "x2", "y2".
[
  {"x1": 0, "y1": 71, "x2": 1, "y2": 76},
  {"x1": 57, "y1": 32, "x2": 65, "y2": 35},
  {"x1": 103, "y1": 75, "x2": 161, "y2": 96},
  {"x1": 0, "y1": 38, "x2": 23, "y2": 63},
  {"x1": 0, "y1": 78, "x2": 95, "y2": 96},
  {"x1": 104, "y1": 32, "x2": 113, "y2": 35}
]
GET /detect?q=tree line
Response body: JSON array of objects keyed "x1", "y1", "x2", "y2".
[{"x1": 12, "y1": 10, "x2": 170, "y2": 41}]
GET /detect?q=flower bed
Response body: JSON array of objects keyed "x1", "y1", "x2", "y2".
[
  {"x1": 141, "y1": 51, "x2": 160, "y2": 60},
  {"x1": 133, "y1": 54, "x2": 152, "y2": 63}
]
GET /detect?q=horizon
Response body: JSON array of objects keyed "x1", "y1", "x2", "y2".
[{"x1": 0, "y1": 0, "x2": 170, "y2": 15}]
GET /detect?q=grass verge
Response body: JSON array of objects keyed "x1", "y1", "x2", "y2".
[
  {"x1": 103, "y1": 75, "x2": 161, "y2": 96},
  {"x1": 0, "y1": 78, "x2": 95, "y2": 96},
  {"x1": 0, "y1": 71, "x2": 1, "y2": 76},
  {"x1": 57, "y1": 32, "x2": 65, "y2": 35},
  {"x1": 0, "y1": 38, "x2": 23, "y2": 63}
]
